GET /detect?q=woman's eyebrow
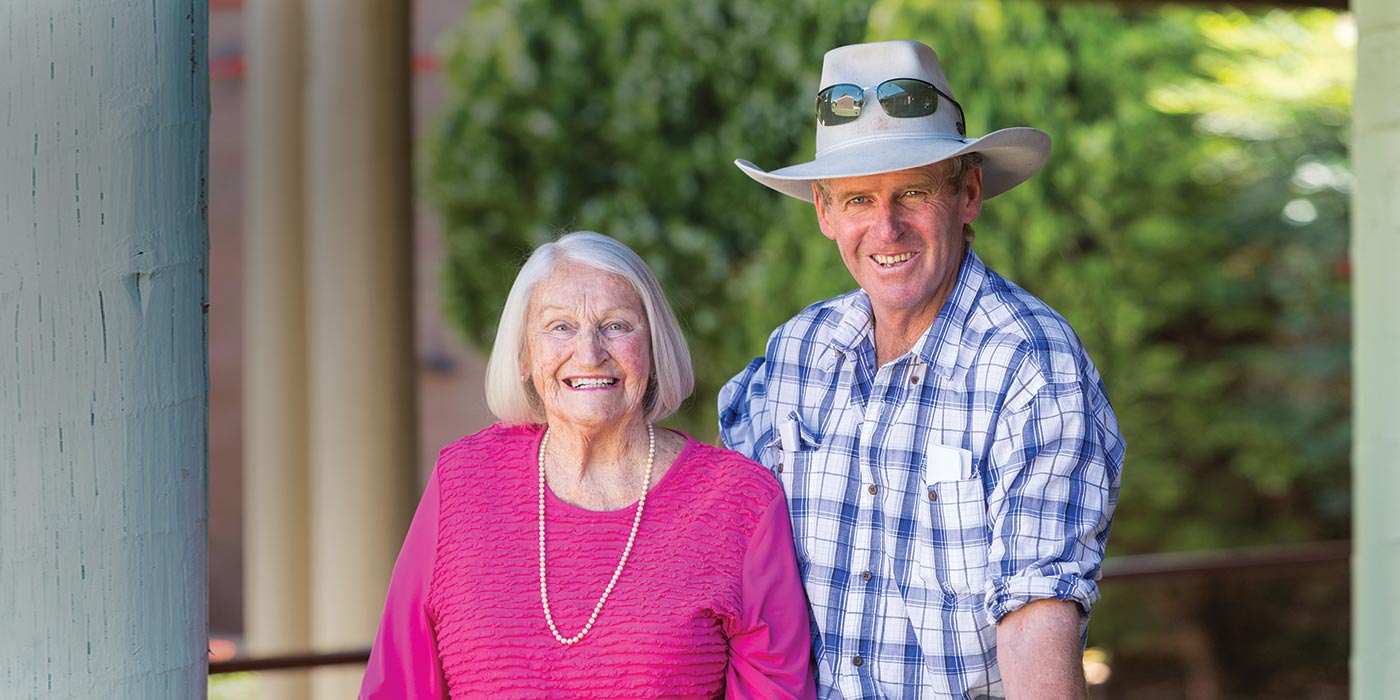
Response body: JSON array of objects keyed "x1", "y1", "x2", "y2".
[{"x1": 536, "y1": 305, "x2": 641, "y2": 316}]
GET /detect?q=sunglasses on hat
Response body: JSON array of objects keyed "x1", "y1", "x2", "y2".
[{"x1": 816, "y1": 78, "x2": 966, "y2": 135}]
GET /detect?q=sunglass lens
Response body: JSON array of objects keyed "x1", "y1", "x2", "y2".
[
  {"x1": 877, "y1": 79, "x2": 938, "y2": 119},
  {"x1": 817, "y1": 84, "x2": 864, "y2": 126}
]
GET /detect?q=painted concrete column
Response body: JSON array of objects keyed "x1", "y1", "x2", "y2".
[
  {"x1": 1351, "y1": 0, "x2": 1400, "y2": 696},
  {"x1": 303, "y1": 1, "x2": 417, "y2": 698},
  {"x1": 0, "y1": 2, "x2": 209, "y2": 699},
  {"x1": 243, "y1": 0, "x2": 311, "y2": 698}
]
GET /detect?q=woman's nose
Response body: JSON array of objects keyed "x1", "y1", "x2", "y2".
[{"x1": 574, "y1": 327, "x2": 607, "y2": 363}]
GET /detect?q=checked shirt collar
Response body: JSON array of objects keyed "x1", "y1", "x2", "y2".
[{"x1": 822, "y1": 246, "x2": 988, "y2": 380}]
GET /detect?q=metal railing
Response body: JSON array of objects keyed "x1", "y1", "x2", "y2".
[
  {"x1": 208, "y1": 539, "x2": 1351, "y2": 675},
  {"x1": 1099, "y1": 539, "x2": 1349, "y2": 581}
]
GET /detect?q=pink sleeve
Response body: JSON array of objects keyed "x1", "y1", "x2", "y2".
[
  {"x1": 725, "y1": 494, "x2": 818, "y2": 700},
  {"x1": 359, "y1": 469, "x2": 448, "y2": 700}
]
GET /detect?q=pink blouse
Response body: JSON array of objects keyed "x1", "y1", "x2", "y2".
[{"x1": 360, "y1": 423, "x2": 815, "y2": 699}]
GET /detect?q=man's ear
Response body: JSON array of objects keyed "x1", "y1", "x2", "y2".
[
  {"x1": 813, "y1": 182, "x2": 837, "y2": 241},
  {"x1": 962, "y1": 167, "x2": 984, "y2": 225}
]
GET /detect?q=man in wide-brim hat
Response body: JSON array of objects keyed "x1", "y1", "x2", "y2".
[{"x1": 719, "y1": 40, "x2": 1125, "y2": 699}]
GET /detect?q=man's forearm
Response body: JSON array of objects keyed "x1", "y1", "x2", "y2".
[{"x1": 996, "y1": 598, "x2": 1088, "y2": 699}]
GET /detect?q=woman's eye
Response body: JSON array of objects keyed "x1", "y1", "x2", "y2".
[{"x1": 602, "y1": 322, "x2": 630, "y2": 336}]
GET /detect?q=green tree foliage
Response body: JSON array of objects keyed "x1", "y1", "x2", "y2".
[
  {"x1": 867, "y1": 2, "x2": 1351, "y2": 694},
  {"x1": 867, "y1": 0, "x2": 1351, "y2": 555},
  {"x1": 426, "y1": 0, "x2": 868, "y2": 433}
]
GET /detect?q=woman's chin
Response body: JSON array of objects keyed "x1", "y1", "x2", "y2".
[{"x1": 544, "y1": 402, "x2": 641, "y2": 433}]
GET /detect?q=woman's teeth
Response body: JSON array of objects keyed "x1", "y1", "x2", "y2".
[{"x1": 567, "y1": 378, "x2": 617, "y2": 388}]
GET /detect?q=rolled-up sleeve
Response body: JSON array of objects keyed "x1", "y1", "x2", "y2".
[
  {"x1": 982, "y1": 365, "x2": 1124, "y2": 627},
  {"x1": 725, "y1": 494, "x2": 817, "y2": 700},
  {"x1": 360, "y1": 470, "x2": 448, "y2": 700}
]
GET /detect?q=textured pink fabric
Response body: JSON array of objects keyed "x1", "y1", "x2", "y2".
[{"x1": 360, "y1": 423, "x2": 815, "y2": 700}]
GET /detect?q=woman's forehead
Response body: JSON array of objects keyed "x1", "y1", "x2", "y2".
[{"x1": 530, "y1": 261, "x2": 642, "y2": 313}]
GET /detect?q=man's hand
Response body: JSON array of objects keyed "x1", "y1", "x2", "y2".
[{"x1": 996, "y1": 598, "x2": 1088, "y2": 699}]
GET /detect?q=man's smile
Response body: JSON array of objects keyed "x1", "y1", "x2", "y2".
[{"x1": 871, "y1": 251, "x2": 916, "y2": 268}]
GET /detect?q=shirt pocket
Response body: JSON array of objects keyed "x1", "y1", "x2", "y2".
[{"x1": 913, "y1": 445, "x2": 990, "y2": 596}]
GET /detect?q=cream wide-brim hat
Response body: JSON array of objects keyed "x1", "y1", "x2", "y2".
[{"x1": 736, "y1": 40, "x2": 1050, "y2": 203}]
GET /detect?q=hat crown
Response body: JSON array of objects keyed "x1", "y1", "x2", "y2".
[
  {"x1": 818, "y1": 40, "x2": 954, "y2": 98},
  {"x1": 814, "y1": 40, "x2": 966, "y2": 157}
]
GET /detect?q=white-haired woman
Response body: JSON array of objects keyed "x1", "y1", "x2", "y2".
[{"x1": 360, "y1": 231, "x2": 815, "y2": 699}]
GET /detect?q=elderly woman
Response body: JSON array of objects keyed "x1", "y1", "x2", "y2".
[{"x1": 360, "y1": 231, "x2": 814, "y2": 699}]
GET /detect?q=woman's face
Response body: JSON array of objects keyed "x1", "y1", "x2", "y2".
[{"x1": 524, "y1": 261, "x2": 653, "y2": 435}]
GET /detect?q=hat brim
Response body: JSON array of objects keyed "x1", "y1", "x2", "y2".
[{"x1": 736, "y1": 127, "x2": 1050, "y2": 203}]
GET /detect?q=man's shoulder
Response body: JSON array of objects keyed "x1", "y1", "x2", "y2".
[
  {"x1": 768, "y1": 288, "x2": 864, "y2": 345},
  {"x1": 968, "y1": 265, "x2": 1094, "y2": 382}
]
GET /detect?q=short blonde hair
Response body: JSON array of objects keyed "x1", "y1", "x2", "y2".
[{"x1": 485, "y1": 231, "x2": 695, "y2": 425}]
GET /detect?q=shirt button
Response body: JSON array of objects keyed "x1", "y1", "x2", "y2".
[
  {"x1": 776, "y1": 462, "x2": 784, "y2": 473},
  {"x1": 861, "y1": 570, "x2": 873, "y2": 582},
  {"x1": 910, "y1": 375, "x2": 920, "y2": 385},
  {"x1": 928, "y1": 489, "x2": 938, "y2": 502},
  {"x1": 852, "y1": 655, "x2": 864, "y2": 667},
  {"x1": 867, "y1": 484, "x2": 878, "y2": 495}
]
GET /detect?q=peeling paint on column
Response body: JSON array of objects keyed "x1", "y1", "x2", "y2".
[{"x1": 0, "y1": 1, "x2": 210, "y2": 699}]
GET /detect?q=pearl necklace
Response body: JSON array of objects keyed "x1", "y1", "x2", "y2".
[{"x1": 538, "y1": 423, "x2": 655, "y2": 646}]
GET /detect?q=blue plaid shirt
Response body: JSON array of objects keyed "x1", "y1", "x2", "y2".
[{"x1": 719, "y1": 249, "x2": 1124, "y2": 700}]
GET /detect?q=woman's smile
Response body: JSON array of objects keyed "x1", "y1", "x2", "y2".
[{"x1": 563, "y1": 376, "x2": 619, "y2": 389}]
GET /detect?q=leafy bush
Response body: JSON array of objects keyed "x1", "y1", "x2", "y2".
[
  {"x1": 867, "y1": 0, "x2": 1352, "y2": 555},
  {"x1": 426, "y1": 0, "x2": 868, "y2": 434}
]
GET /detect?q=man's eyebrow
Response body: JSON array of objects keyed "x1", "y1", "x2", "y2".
[
  {"x1": 898, "y1": 177, "x2": 942, "y2": 191},
  {"x1": 829, "y1": 185, "x2": 872, "y2": 200},
  {"x1": 831, "y1": 180, "x2": 938, "y2": 199}
]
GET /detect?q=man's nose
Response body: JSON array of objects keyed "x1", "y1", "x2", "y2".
[{"x1": 870, "y1": 202, "x2": 903, "y2": 242}]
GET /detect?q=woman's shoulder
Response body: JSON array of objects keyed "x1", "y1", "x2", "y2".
[
  {"x1": 436, "y1": 422, "x2": 542, "y2": 472},
  {"x1": 676, "y1": 435, "x2": 785, "y2": 507}
]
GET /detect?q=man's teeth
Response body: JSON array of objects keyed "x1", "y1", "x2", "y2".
[
  {"x1": 567, "y1": 378, "x2": 617, "y2": 388},
  {"x1": 873, "y1": 253, "x2": 913, "y2": 267}
]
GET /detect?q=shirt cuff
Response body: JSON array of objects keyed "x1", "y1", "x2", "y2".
[{"x1": 985, "y1": 570, "x2": 1099, "y2": 626}]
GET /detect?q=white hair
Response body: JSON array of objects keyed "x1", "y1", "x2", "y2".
[{"x1": 485, "y1": 231, "x2": 695, "y2": 425}]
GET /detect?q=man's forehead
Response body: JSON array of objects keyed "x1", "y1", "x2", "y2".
[{"x1": 824, "y1": 164, "x2": 949, "y2": 194}]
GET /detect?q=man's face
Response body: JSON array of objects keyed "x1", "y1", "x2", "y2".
[{"x1": 814, "y1": 163, "x2": 983, "y2": 327}]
